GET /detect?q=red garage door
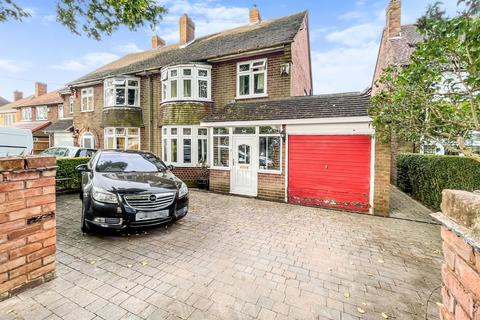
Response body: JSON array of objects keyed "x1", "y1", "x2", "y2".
[{"x1": 288, "y1": 135, "x2": 371, "y2": 213}]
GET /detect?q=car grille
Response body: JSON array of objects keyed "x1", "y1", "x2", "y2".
[{"x1": 123, "y1": 193, "x2": 175, "y2": 211}]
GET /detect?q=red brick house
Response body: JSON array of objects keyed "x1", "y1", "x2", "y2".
[{"x1": 68, "y1": 6, "x2": 391, "y2": 215}]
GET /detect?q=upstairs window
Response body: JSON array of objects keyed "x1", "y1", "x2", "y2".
[
  {"x1": 237, "y1": 59, "x2": 267, "y2": 99},
  {"x1": 36, "y1": 106, "x2": 48, "y2": 120},
  {"x1": 161, "y1": 65, "x2": 211, "y2": 102},
  {"x1": 58, "y1": 104, "x2": 64, "y2": 119},
  {"x1": 21, "y1": 107, "x2": 32, "y2": 121},
  {"x1": 81, "y1": 88, "x2": 94, "y2": 112},
  {"x1": 104, "y1": 77, "x2": 140, "y2": 108}
]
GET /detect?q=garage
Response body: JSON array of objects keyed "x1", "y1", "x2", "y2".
[
  {"x1": 54, "y1": 132, "x2": 74, "y2": 146},
  {"x1": 43, "y1": 119, "x2": 74, "y2": 148},
  {"x1": 288, "y1": 134, "x2": 372, "y2": 213}
]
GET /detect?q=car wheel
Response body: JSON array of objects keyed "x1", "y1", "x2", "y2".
[{"x1": 81, "y1": 199, "x2": 91, "y2": 234}]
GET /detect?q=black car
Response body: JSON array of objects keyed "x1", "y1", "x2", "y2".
[{"x1": 76, "y1": 150, "x2": 188, "y2": 232}]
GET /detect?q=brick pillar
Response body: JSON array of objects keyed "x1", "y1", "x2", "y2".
[
  {"x1": 0, "y1": 156, "x2": 56, "y2": 301},
  {"x1": 373, "y1": 139, "x2": 391, "y2": 216},
  {"x1": 431, "y1": 190, "x2": 480, "y2": 320}
]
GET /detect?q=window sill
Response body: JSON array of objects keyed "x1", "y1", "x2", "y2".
[
  {"x1": 209, "y1": 166, "x2": 230, "y2": 171},
  {"x1": 161, "y1": 99, "x2": 212, "y2": 104},
  {"x1": 235, "y1": 94, "x2": 269, "y2": 100},
  {"x1": 80, "y1": 110, "x2": 94, "y2": 113},
  {"x1": 104, "y1": 105, "x2": 141, "y2": 109},
  {"x1": 258, "y1": 170, "x2": 282, "y2": 175}
]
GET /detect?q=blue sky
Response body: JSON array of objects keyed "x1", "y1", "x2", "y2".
[{"x1": 0, "y1": 0, "x2": 459, "y2": 100}]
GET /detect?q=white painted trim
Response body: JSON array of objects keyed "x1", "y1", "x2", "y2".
[
  {"x1": 201, "y1": 116, "x2": 372, "y2": 127},
  {"x1": 286, "y1": 122, "x2": 374, "y2": 135},
  {"x1": 236, "y1": 58, "x2": 268, "y2": 99},
  {"x1": 284, "y1": 131, "x2": 289, "y2": 203},
  {"x1": 369, "y1": 135, "x2": 376, "y2": 215}
]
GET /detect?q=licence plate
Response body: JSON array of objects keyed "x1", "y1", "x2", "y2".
[{"x1": 136, "y1": 210, "x2": 169, "y2": 221}]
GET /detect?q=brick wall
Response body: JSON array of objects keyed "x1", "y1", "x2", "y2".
[
  {"x1": 0, "y1": 156, "x2": 56, "y2": 301},
  {"x1": 209, "y1": 170, "x2": 230, "y2": 194},
  {"x1": 373, "y1": 140, "x2": 391, "y2": 216},
  {"x1": 290, "y1": 15, "x2": 312, "y2": 96},
  {"x1": 172, "y1": 167, "x2": 207, "y2": 187}
]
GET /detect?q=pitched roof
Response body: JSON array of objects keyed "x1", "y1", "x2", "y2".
[
  {"x1": 202, "y1": 92, "x2": 370, "y2": 123},
  {"x1": 0, "y1": 96, "x2": 9, "y2": 106},
  {"x1": 390, "y1": 24, "x2": 423, "y2": 65},
  {"x1": 43, "y1": 119, "x2": 73, "y2": 133},
  {"x1": 11, "y1": 120, "x2": 50, "y2": 133},
  {"x1": 0, "y1": 95, "x2": 35, "y2": 114},
  {"x1": 70, "y1": 11, "x2": 307, "y2": 85},
  {"x1": 17, "y1": 90, "x2": 63, "y2": 108}
]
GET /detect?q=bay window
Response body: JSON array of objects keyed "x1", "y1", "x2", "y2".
[
  {"x1": 104, "y1": 77, "x2": 140, "y2": 108},
  {"x1": 259, "y1": 126, "x2": 281, "y2": 172},
  {"x1": 213, "y1": 127, "x2": 230, "y2": 168},
  {"x1": 81, "y1": 88, "x2": 94, "y2": 112},
  {"x1": 162, "y1": 125, "x2": 208, "y2": 166},
  {"x1": 237, "y1": 59, "x2": 267, "y2": 99},
  {"x1": 21, "y1": 107, "x2": 32, "y2": 121},
  {"x1": 104, "y1": 127, "x2": 140, "y2": 150},
  {"x1": 161, "y1": 65, "x2": 211, "y2": 102},
  {"x1": 36, "y1": 106, "x2": 48, "y2": 120}
]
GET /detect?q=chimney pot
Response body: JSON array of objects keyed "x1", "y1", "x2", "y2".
[
  {"x1": 179, "y1": 14, "x2": 195, "y2": 45},
  {"x1": 249, "y1": 5, "x2": 261, "y2": 24},
  {"x1": 386, "y1": 0, "x2": 401, "y2": 37},
  {"x1": 152, "y1": 35, "x2": 166, "y2": 49},
  {"x1": 13, "y1": 90, "x2": 23, "y2": 101},
  {"x1": 35, "y1": 82, "x2": 47, "y2": 97}
]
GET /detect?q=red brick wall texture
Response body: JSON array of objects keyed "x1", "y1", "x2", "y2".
[
  {"x1": 440, "y1": 226, "x2": 480, "y2": 320},
  {"x1": 0, "y1": 156, "x2": 57, "y2": 301}
]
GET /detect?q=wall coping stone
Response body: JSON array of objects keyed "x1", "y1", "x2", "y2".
[
  {"x1": 431, "y1": 211, "x2": 480, "y2": 252},
  {"x1": 0, "y1": 156, "x2": 56, "y2": 171}
]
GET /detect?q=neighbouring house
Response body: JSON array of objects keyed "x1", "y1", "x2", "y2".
[
  {"x1": 0, "y1": 96, "x2": 9, "y2": 107},
  {"x1": 0, "y1": 91, "x2": 30, "y2": 128},
  {"x1": 67, "y1": 6, "x2": 391, "y2": 215},
  {"x1": 11, "y1": 82, "x2": 65, "y2": 153}
]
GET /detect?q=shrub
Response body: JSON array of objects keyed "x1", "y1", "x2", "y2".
[
  {"x1": 56, "y1": 157, "x2": 90, "y2": 191},
  {"x1": 397, "y1": 153, "x2": 480, "y2": 209}
]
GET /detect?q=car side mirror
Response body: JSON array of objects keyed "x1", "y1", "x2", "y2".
[
  {"x1": 167, "y1": 165, "x2": 175, "y2": 171},
  {"x1": 76, "y1": 164, "x2": 90, "y2": 172}
]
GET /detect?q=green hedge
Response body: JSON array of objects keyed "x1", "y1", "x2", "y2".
[
  {"x1": 56, "y1": 157, "x2": 90, "y2": 191},
  {"x1": 397, "y1": 153, "x2": 480, "y2": 209}
]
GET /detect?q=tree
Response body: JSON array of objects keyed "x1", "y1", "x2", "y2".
[
  {"x1": 0, "y1": 0, "x2": 167, "y2": 40},
  {"x1": 370, "y1": 0, "x2": 480, "y2": 161}
]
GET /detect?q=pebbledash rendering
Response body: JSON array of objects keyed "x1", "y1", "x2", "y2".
[{"x1": 66, "y1": 6, "x2": 391, "y2": 215}]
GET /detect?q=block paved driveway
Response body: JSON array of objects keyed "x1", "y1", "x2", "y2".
[{"x1": 0, "y1": 190, "x2": 442, "y2": 320}]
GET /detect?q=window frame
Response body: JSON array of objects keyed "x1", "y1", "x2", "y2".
[
  {"x1": 21, "y1": 107, "x2": 32, "y2": 121},
  {"x1": 236, "y1": 58, "x2": 268, "y2": 99},
  {"x1": 211, "y1": 127, "x2": 231, "y2": 169},
  {"x1": 4, "y1": 113, "x2": 15, "y2": 126},
  {"x1": 36, "y1": 106, "x2": 48, "y2": 121},
  {"x1": 161, "y1": 64, "x2": 212, "y2": 103},
  {"x1": 80, "y1": 132, "x2": 95, "y2": 149},
  {"x1": 162, "y1": 125, "x2": 209, "y2": 167},
  {"x1": 80, "y1": 87, "x2": 94, "y2": 112},
  {"x1": 258, "y1": 126, "x2": 282, "y2": 174},
  {"x1": 104, "y1": 77, "x2": 140, "y2": 108},
  {"x1": 104, "y1": 127, "x2": 141, "y2": 151},
  {"x1": 58, "y1": 104, "x2": 64, "y2": 119},
  {"x1": 69, "y1": 96, "x2": 74, "y2": 114}
]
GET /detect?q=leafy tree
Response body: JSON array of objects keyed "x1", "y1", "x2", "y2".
[
  {"x1": 0, "y1": 0, "x2": 167, "y2": 40},
  {"x1": 370, "y1": 0, "x2": 480, "y2": 161}
]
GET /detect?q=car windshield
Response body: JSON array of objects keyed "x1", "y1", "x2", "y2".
[{"x1": 96, "y1": 152, "x2": 167, "y2": 173}]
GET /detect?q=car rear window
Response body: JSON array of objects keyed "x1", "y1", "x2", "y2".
[{"x1": 96, "y1": 153, "x2": 167, "y2": 172}]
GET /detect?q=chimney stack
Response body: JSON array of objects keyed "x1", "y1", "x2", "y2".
[
  {"x1": 179, "y1": 14, "x2": 195, "y2": 45},
  {"x1": 249, "y1": 5, "x2": 261, "y2": 24},
  {"x1": 152, "y1": 35, "x2": 166, "y2": 49},
  {"x1": 35, "y1": 82, "x2": 47, "y2": 97},
  {"x1": 386, "y1": 0, "x2": 401, "y2": 37},
  {"x1": 13, "y1": 90, "x2": 23, "y2": 102}
]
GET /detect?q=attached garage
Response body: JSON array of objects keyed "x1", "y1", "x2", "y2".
[
  {"x1": 43, "y1": 119, "x2": 74, "y2": 148},
  {"x1": 288, "y1": 135, "x2": 372, "y2": 213},
  {"x1": 54, "y1": 132, "x2": 74, "y2": 146}
]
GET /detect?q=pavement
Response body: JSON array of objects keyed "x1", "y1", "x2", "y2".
[{"x1": 0, "y1": 188, "x2": 443, "y2": 320}]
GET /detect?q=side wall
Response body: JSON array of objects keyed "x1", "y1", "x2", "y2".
[
  {"x1": 73, "y1": 84, "x2": 105, "y2": 149},
  {"x1": 290, "y1": 15, "x2": 312, "y2": 96}
]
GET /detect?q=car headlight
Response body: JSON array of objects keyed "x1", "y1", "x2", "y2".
[
  {"x1": 92, "y1": 186, "x2": 118, "y2": 204},
  {"x1": 178, "y1": 182, "x2": 188, "y2": 198}
]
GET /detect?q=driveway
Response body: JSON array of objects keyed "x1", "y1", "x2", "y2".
[{"x1": 0, "y1": 190, "x2": 442, "y2": 320}]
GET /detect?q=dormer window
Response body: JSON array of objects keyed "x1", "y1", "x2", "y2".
[
  {"x1": 161, "y1": 64, "x2": 211, "y2": 102},
  {"x1": 104, "y1": 77, "x2": 140, "y2": 108},
  {"x1": 237, "y1": 58, "x2": 267, "y2": 99}
]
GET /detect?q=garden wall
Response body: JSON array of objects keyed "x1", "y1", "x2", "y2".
[
  {"x1": 0, "y1": 156, "x2": 57, "y2": 301},
  {"x1": 397, "y1": 154, "x2": 480, "y2": 209}
]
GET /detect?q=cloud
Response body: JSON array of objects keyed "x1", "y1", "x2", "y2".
[
  {"x1": 325, "y1": 23, "x2": 382, "y2": 47},
  {"x1": 51, "y1": 52, "x2": 119, "y2": 72},
  {"x1": 116, "y1": 43, "x2": 143, "y2": 54},
  {"x1": 0, "y1": 59, "x2": 32, "y2": 73}
]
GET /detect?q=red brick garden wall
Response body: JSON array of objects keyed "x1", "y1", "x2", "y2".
[{"x1": 0, "y1": 156, "x2": 56, "y2": 301}]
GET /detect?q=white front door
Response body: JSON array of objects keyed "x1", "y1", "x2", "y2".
[{"x1": 231, "y1": 136, "x2": 258, "y2": 196}]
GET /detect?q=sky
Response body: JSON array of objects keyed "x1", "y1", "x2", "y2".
[{"x1": 0, "y1": 0, "x2": 460, "y2": 100}]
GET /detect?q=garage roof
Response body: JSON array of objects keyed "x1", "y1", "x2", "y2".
[
  {"x1": 44, "y1": 119, "x2": 73, "y2": 133},
  {"x1": 202, "y1": 92, "x2": 370, "y2": 123}
]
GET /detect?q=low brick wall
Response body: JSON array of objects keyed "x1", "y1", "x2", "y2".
[
  {"x1": 432, "y1": 190, "x2": 480, "y2": 320},
  {"x1": 0, "y1": 156, "x2": 56, "y2": 301},
  {"x1": 172, "y1": 167, "x2": 207, "y2": 187}
]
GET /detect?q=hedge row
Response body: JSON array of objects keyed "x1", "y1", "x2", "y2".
[
  {"x1": 56, "y1": 157, "x2": 90, "y2": 191},
  {"x1": 397, "y1": 153, "x2": 480, "y2": 209}
]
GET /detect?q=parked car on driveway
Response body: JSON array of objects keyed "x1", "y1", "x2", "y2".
[
  {"x1": 76, "y1": 150, "x2": 188, "y2": 232},
  {"x1": 41, "y1": 146, "x2": 96, "y2": 158}
]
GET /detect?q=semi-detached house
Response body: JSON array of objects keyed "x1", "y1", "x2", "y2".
[{"x1": 67, "y1": 6, "x2": 391, "y2": 215}]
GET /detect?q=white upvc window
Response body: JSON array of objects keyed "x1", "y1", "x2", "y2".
[
  {"x1": 58, "y1": 104, "x2": 64, "y2": 119},
  {"x1": 69, "y1": 96, "x2": 74, "y2": 113},
  {"x1": 80, "y1": 132, "x2": 95, "y2": 148},
  {"x1": 36, "y1": 106, "x2": 48, "y2": 120},
  {"x1": 104, "y1": 77, "x2": 140, "y2": 108},
  {"x1": 237, "y1": 58, "x2": 267, "y2": 99},
  {"x1": 161, "y1": 64, "x2": 212, "y2": 102},
  {"x1": 258, "y1": 126, "x2": 282, "y2": 173},
  {"x1": 212, "y1": 127, "x2": 230, "y2": 168},
  {"x1": 104, "y1": 127, "x2": 140, "y2": 150},
  {"x1": 21, "y1": 107, "x2": 32, "y2": 121},
  {"x1": 80, "y1": 88, "x2": 94, "y2": 112},
  {"x1": 4, "y1": 114, "x2": 15, "y2": 126},
  {"x1": 162, "y1": 125, "x2": 208, "y2": 166}
]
